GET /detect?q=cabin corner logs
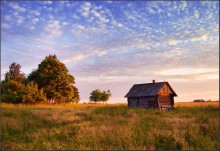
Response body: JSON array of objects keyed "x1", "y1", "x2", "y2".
[{"x1": 125, "y1": 80, "x2": 177, "y2": 111}]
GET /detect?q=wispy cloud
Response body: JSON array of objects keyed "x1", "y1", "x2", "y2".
[
  {"x1": 31, "y1": 10, "x2": 41, "y2": 16},
  {"x1": 9, "y1": 2, "x2": 26, "y2": 12},
  {"x1": 43, "y1": 20, "x2": 62, "y2": 38},
  {"x1": 4, "y1": 15, "x2": 12, "y2": 21},
  {"x1": 62, "y1": 54, "x2": 86, "y2": 64},
  {"x1": 43, "y1": 1, "x2": 53, "y2": 5},
  {"x1": 16, "y1": 16, "x2": 25, "y2": 25},
  {"x1": 2, "y1": 23, "x2": 10, "y2": 29},
  {"x1": 32, "y1": 18, "x2": 39, "y2": 24}
]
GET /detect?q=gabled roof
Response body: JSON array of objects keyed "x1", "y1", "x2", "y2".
[{"x1": 124, "y1": 82, "x2": 177, "y2": 97}]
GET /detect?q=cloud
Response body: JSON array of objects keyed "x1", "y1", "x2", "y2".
[
  {"x1": 70, "y1": 23, "x2": 105, "y2": 35},
  {"x1": 4, "y1": 15, "x2": 12, "y2": 21},
  {"x1": 179, "y1": 1, "x2": 187, "y2": 11},
  {"x1": 82, "y1": 11, "x2": 89, "y2": 17},
  {"x1": 99, "y1": 16, "x2": 110, "y2": 23},
  {"x1": 111, "y1": 20, "x2": 124, "y2": 28},
  {"x1": 79, "y1": 2, "x2": 112, "y2": 27},
  {"x1": 169, "y1": 40, "x2": 178, "y2": 45},
  {"x1": 16, "y1": 16, "x2": 24, "y2": 24},
  {"x1": 98, "y1": 51, "x2": 107, "y2": 56},
  {"x1": 82, "y1": 5, "x2": 90, "y2": 11},
  {"x1": 148, "y1": 8, "x2": 156, "y2": 14},
  {"x1": 32, "y1": 18, "x2": 39, "y2": 24},
  {"x1": 29, "y1": 26, "x2": 35, "y2": 30},
  {"x1": 71, "y1": 24, "x2": 85, "y2": 35},
  {"x1": 9, "y1": 3, "x2": 26, "y2": 12},
  {"x1": 90, "y1": 8, "x2": 111, "y2": 25},
  {"x1": 88, "y1": 16, "x2": 95, "y2": 22},
  {"x1": 43, "y1": 1, "x2": 53, "y2": 5},
  {"x1": 159, "y1": 68, "x2": 218, "y2": 76},
  {"x1": 48, "y1": 14, "x2": 54, "y2": 20},
  {"x1": 194, "y1": 10, "x2": 200, "y2": 18},
  {"x1": 80, "y1": 2, "x2": 92, "y2": 17},
  {"x1": 84, "y1": 2, "x2": 91, "y2": 7},
  {"x1": 207, "y1": 13, "x2": 213, "y2": 20},
  {"x1": 146, "y1": 2, "x2": 165, "y2": 15},
  {"x1": 62, "y1": 54, "x2": 86, "y2": 64},
  {"x1": 2, "y1": 23, "x2": 10, "y2": 29},
  {"x1": 43, "y1": 20, "x2": 62, "y2": 38},
  {"x1": 72, "y1": 14, "x2": 80, "y2": 20},
  {"x1": 62, "y1": 22, "x2": 69, "y2": 26},
  {"x1": 46, "y1": 6, "x2": 53, "y2": 12},
  {"x1": 75, "y1": 24, "x2": 85, "y2": 30},
  {"x1": 124, "y1": 10, "x2": 137, "y2": 21},
  {"x1": 13, "y1": 12, "x2": 18, "y2": 16},
  {"x1": 92, "y1": 10, "x2": 101, "y2": 17},
  {"x1": 32, "y1": 10, "x2": 41, "y2": 16},
  {"x1": 191, "y1": 34, "x2": 208, "y2": 42}
]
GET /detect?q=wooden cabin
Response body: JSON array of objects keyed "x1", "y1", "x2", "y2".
[{"x1": 125, "y1": 80, "x2": 177, "y2": 110}]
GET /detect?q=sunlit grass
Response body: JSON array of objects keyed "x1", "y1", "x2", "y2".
[
  {"x1": 175, "y1": 101, "x2": 219, "y2": 107},
  {"x1": 0, "y1": 102, "x2": 126, "y2": 109},
  {"x1": 2, "y1": 101, "x2": 218, "y2": 109},
  {"x1": 1, "y1": 102, "x2": 219, "y2": 150}
]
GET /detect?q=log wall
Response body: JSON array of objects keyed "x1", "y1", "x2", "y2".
[
  {"x1": 128, "y1": 96, "x2": 158, "y2": 109},
  {"x1": 158, "y1": 95, "x2": 173, "y2": 106}
]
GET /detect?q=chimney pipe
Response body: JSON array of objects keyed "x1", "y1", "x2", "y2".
[{"x1": 153, "y1": 80, "x2": 155, "y2": 83}]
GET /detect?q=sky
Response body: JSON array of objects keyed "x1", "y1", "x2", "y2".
[{"x1": 1, "y1": 1, "x2": 219, "y2": 103}]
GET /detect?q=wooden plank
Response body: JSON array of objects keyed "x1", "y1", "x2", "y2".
[{"x1": 158, "y1": 95, "x2": 172, "y2": 106}]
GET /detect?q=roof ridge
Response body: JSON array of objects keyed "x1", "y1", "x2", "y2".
[{"x1": 134, "y1": 82, "x2": 165, "y2": 85}]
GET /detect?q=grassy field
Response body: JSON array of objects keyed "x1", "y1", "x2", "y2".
[
  {"x1": 175, "y1": 101, "x2": 219, "y2": 107},
  {"x1": 1, "y1": 102, "x2": 219, "y2": 150}
]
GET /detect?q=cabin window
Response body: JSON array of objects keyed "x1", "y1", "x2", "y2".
[
  {"x1": 163, "y1": 84, "x2": 168, "y2": 94},
  {"x1": 163, "y1": 87, "x2": 166, "y2": 94}
]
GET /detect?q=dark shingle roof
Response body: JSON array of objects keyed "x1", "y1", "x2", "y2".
[{"x1": 124, "y1": 82, "x2": 177, "y2": 97}]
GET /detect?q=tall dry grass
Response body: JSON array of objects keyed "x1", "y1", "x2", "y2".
[{"x1": 1, "y1": 102, "x2": 219, "y2": 150}]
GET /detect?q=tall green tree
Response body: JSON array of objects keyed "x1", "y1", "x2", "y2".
[
  {"x1": 1, "y1": 62, "x2": 26, "y2": 103},
  {"x1": 89, "y1": 89, "x2": 111, "y2": 103},
  {"x1": 101, "y1": 90, "x2": 111, "y2": 103},
  {"x1": 28, "y1": 54, "x2": 80, "y2": 103},
  {"x1": 5, "y1": 62, "x2": 26, "y2": 82}
]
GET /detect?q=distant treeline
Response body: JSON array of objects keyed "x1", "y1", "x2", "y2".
[{"x1": 193, "y1": 99, "x2": 212, "y2": 102}]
